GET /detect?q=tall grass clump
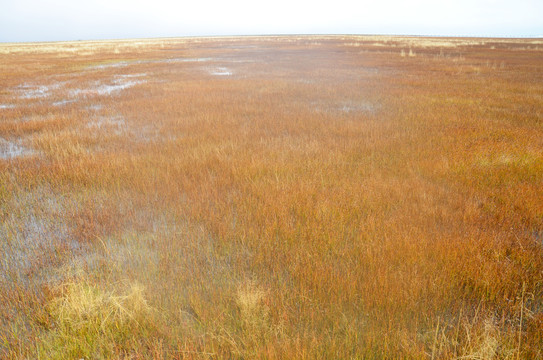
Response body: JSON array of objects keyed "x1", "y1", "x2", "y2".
[{"x1": 37, "y1": 280, "x2": 158, "y2": 359}]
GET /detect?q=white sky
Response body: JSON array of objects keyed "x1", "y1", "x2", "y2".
[{"x1": 1, "y1": 0, "x2": 542, "y2": 42}]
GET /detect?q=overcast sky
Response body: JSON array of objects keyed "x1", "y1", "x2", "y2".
[{"x1": 1, "y1": 0, "x2": 542, "y2": 42}]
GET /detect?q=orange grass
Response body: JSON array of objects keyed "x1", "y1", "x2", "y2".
[{"x1": 0, "y1": 35, "x2": 542, "y2": 359}]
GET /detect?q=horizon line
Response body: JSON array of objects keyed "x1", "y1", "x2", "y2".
[{"x1": 1, "y1": 33, "x2": 543, "y2": 45}]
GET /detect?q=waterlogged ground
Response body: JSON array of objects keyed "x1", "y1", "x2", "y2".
[{"x1": 1, "y1": 36, "x2": 543, "y2": 359}]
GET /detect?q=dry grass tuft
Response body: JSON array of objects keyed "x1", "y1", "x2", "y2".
[{"x1": 37, "y1": 280, "x2": 156, "y2": 359}]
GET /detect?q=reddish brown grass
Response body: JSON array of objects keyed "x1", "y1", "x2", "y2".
[{"x1": 0, "y1": 35, "x2": 542, "y2": 359}]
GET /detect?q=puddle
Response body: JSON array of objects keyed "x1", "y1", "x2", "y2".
[
  {"x1": 17, "y1": 82, "x2": 64, "y2": 99},
  {"x1": 0, "y1": 138, "x2": 35, "y2": 159},
  {"x1": 87, "y1": 57, "x2": 213, "y2": 70},
  {"x1": 312, "y1": 101, "x2": 377, "y2": 115},
  {"x1": 133, "y1": 124, "x2": 160, "y2": 143},
  {"x1": 0, "y1": 188, "x2": 79, "y2": 285},
  {"x1": 166, "y1": 57, "x2": 213, "y2": 63},
  {"x1": 19, "y1": 85, "x2": 51, "y2": 99},
  {"x1": 53, "y1": 99, "x2": 75, "y2": 107},
  {"x1": 86, "y1": 104, "x2": 103, "y2": 112},
  {"x1": 340, "y1": 102, "x2": 376, "y2": 113},
  {"x1": 118, "y1": 73, "x2": 147, "y2": 78},
  {"x1": 87, "y1": 60, "x2": 155, "y2": 70},
  {"x1": 71, "y1": 74, "x2": 146, "y2": 97},
  {"x1": 86, "y1": 116, "x2": 126, "y2": 135},
  {"x1": 209, "y1": 67, "x2": 232, "y2": 76},
  {"x1": 15, "y1": 74, "x2": 146, "y2": 103},
  {"x1": 88, "y1": 61, "x2": 130, "y2": 70},
  {"x1": 1, "y1": 215, "x2": 70, "y2": 283},
  {"x1": 85, "y1": 115, "x2": 157, "y2": 142},
  {"x1": 94, "y1": 80, "x2": 143, "y2": 95},
  {"x1": 222, "y1": 58, "x2": 255, "y2": 63}
]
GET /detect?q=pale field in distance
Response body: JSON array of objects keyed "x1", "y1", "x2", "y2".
[{"x1": 0, "y1": 35, "x2": 542, "y2": 359}]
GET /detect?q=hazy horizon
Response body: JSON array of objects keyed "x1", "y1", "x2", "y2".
[{"x1": 1, "y1": 0, "x2": 542, "y2": 43}]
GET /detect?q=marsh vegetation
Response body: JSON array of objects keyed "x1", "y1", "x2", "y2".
[{"x1": 1, "y1": 35, "x2": 542, "y2": 359}]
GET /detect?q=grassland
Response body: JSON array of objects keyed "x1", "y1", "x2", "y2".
[{"x1": 0, "y1": 35, "x2": 542, "y2": 359}]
